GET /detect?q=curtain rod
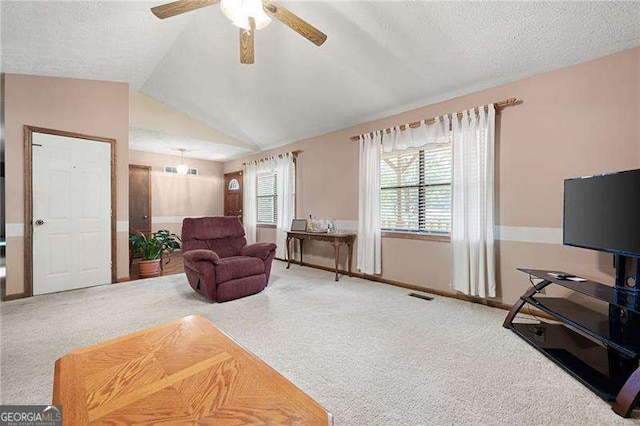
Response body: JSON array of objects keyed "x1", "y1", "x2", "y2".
[
  {"x1": 349, "y1": 97, "x2": 519, "y2": 142},
  {"x1": 242, "y1": 150, "x2": 303, "y2": 166}
]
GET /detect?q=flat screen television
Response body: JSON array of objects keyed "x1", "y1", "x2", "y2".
[{"x1": 564, "y1": 169, "x2": 640, "y2": 258}]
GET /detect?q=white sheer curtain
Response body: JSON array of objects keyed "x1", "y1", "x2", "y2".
[
  {"x1": 357, "y1": 131, "x2": 382, "y2": 275},
  {"x1": 357, "y1": 118, "x2": 451, "y2": 275},
  {"x1": 381, "y1": 116, "x2": 451, "y2": 153},
  {"x1": 243, "y1": 161, "x2": 258, "y2": 244},
  {"x1": 244, "y1": 154, "x2": 294, "y2": 251},
  {"x1": 451, "y1": 105, "x2": 496, "y2": 298},
  {"x1": 275, "y1": 153, "x2": 294, "y2": 259}
]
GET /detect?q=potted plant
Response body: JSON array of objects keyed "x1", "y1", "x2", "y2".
[{"x1": 129, "y1": 230, "x2": 181, "y2": 277}]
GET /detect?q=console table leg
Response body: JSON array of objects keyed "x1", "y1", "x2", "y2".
[
  {"x1": 299, "y1": 239, "x2": 304, "y2": 266},
  {"x1": 613, "y1": 368, "x2": 640, "y2": 418},
  {"x1": 287, "y1": 237, "x2": 295, "y2": 269},
  {"x1": 333, "y1": 240, "x2": 341, "y2": 282},
  {"x1": 347, "y1": 239, "x2": 354, "y2": 277},
  {"x1": 286, "y1": 237, "x2": 292, "y2": 269}
]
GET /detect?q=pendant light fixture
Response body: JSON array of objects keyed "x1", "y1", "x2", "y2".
[{"x1": 176, "y1": 148, "x2": 189, "y2": 175}]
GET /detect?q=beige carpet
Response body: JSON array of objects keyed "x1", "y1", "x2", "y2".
[{"x1": 1, "y1": 261, "x2": 638, "y2": 425}]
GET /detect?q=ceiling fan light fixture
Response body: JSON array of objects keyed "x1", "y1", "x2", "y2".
[{"x1": 221, "y1": 0, "x2": 271, "y2": 31}]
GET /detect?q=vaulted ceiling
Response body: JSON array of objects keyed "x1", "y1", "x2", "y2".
[{"x1": 2, "y1": 1, "x2": 640, "y2": 159}]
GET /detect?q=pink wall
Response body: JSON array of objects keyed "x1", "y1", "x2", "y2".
[
  {"x1": 3, "y1": 74, "x2": 130, "y2": 296},
  {"x1": 225, "y1": 47, "x2": 640, "y2": 305},
  {"x1": 128, "y1": 150, "x2": 224, "y2": 236}
]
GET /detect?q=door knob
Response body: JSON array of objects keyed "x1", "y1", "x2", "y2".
[
  {"x1": 143, "y1": 215, "x2": 148, "y2": 219},
  {"x1": 34, "y1": 219, "x2": 45, "y2": 226}
]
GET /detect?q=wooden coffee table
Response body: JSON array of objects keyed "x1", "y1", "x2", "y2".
[{"x1": 53, "y1": 315, "x2": 332, "y2": 424}]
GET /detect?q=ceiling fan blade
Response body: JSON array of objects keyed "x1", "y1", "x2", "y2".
[
  {"x1": 151, "y1": 0, "x2": 219, "y2": 19},
  {"x1": 239, "y1": 18, "x2": 255, "y2": 64},
  {"x1": 262, "y1": 1, "x2": 327, "y2": 46}
]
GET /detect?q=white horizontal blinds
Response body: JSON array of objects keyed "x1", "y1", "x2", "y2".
[
  {"x1": 257, "y1": 172, "x2": 277, "y2": 224},
  {"x1": 380, "y1": 143, "x2": 452, "y2": 233},
  {"x1": 423, "y1": 143, "x2": 452, "y2": 233},
  {"x1": 256, "y1": 161, "x2": 296, "y2": 225},
  {"x1": 381, "y1": 150, "x2": 421, "y2": 231}
]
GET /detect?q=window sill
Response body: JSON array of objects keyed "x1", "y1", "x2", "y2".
[
  {"x1": 381, "y1": 231, "x2": 450, "y2": 242},
  {"x1": 257, "y1": 224, "x2": 277, "y2": 229}
]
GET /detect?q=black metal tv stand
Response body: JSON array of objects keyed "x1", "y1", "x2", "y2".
[{"x1": 504, "y1": 259, "x2": 640, "y2": 418}]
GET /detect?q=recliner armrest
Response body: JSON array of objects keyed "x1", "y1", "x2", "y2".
[
  {"x1": 183, "y1": 249, "x2": 219, "y2": 263},
  {"x1": 241, "y1": 242, "x2": 277, "y2": 260}
]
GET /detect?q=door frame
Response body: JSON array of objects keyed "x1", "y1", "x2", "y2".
[
  {"x1": 128, "y1": 164, "x2": 152, "y2": 233},
  {"x1": 23, "y1": 125, "x2": 117, "y2": 297}
]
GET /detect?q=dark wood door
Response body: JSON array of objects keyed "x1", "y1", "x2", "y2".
[
  {"x1": 129, "y1": 165, "x2": 152, "y2": 234},
  {"x1": 224, "y1": 171, "x2": 243, "y2": 223}
]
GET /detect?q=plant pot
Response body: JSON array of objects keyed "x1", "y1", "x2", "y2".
[{"x1": 138, "y1": 259, "x2": 161, "y2": 277}]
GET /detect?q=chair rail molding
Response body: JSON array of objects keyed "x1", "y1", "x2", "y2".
[
  {"x1": 6, "y1": 223, "x2": 25, "y2": 237},
  {"x1": 494, "y1": 226, "x2": 562, "y2": 245}
]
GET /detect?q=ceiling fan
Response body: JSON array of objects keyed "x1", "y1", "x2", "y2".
[{"x1": 151, "y1": 0, "x2": 327, "y2": 64}]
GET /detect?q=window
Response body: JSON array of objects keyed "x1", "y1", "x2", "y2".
[
  {"x1": 228, "y1": 178, "x2": 240, "y2": 190},
  {"x1": 257, "y1": 172, "x2": 277, "y2": 224},
  {"x1": 256, "y1": 162, "x2": 296, "y2": 225},
  {"x1": 380, "y1": 143, "x2": 452, "y2": 234},
  {"x1": 163, "y1": 165, "x2": 198, "y2": 175}
]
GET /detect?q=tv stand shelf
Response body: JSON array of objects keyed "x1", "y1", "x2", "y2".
[
  {"x1": 518, "y1": 269, "x2": 640, "y2": 314},
  {"x1": 505, "y1": 268, "x2": 640, "y2": 418},
  {"x1": 522, "y1": 296, "x2": 640, "y2": 358}
]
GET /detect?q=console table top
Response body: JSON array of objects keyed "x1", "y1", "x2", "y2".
[{"x1": 287, "y1": 230, "x2": 356, "y2": 238}]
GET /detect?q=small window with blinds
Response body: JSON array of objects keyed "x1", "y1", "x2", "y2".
[
  {"x1": 380, "y1": 144, "x2": 452, "y2": 234},
  {"x1": 256, "y1": 161, "x2": 296, "y2": 225},
  {"x1": 257, "y1": 172, "x2": 277, "y2": 224}
]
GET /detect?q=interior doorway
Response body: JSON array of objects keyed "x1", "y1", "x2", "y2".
[
  {"x1": 129, "y1": 165, "x2": 152, "y2": 235},
  {"x1": 25, "y1": 127, "x2": 116, "y2": 296},
  {"x1": 224, "y1": 171, "x2": 243, "y2": 223}
]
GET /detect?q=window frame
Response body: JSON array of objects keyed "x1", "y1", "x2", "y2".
[{"x1": 380, "y1": 146, "x2": 452, "y2": 238}]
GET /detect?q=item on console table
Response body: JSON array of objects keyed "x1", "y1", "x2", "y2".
[
  {"x1": 291, "y1": 219, "x2": 308, "y2": 232},
  {"x1": 306, "y1": 215, "x2": 329, "y2": 233}
]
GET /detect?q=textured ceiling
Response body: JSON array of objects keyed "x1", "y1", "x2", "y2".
[
  {"x1": 2, "y1": 1, "x2": 640, "y2": 155},
  {"x1": 1, "y1": 1, "x2": 188, "y2": 90}
]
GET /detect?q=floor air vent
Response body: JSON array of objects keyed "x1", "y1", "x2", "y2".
[{"x1": 408, "y1": 292, "x2": 434, "y2": 301}]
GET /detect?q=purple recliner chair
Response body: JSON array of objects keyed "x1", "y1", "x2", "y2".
[{"x1": 181, "y1": 217, "x2": 277, "y2": 302}]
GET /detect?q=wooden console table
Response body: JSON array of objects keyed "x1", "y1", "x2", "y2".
[
  {"x1": 54, "y1": 315, "x2": 332, "y2": 424},
  {"x1": 286, "y1": 231, "x2": 356, "y2": 281}
]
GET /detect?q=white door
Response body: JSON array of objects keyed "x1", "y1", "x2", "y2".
[{"x1": 32, "y1": 132, "x2": 112, "y2": 295}]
